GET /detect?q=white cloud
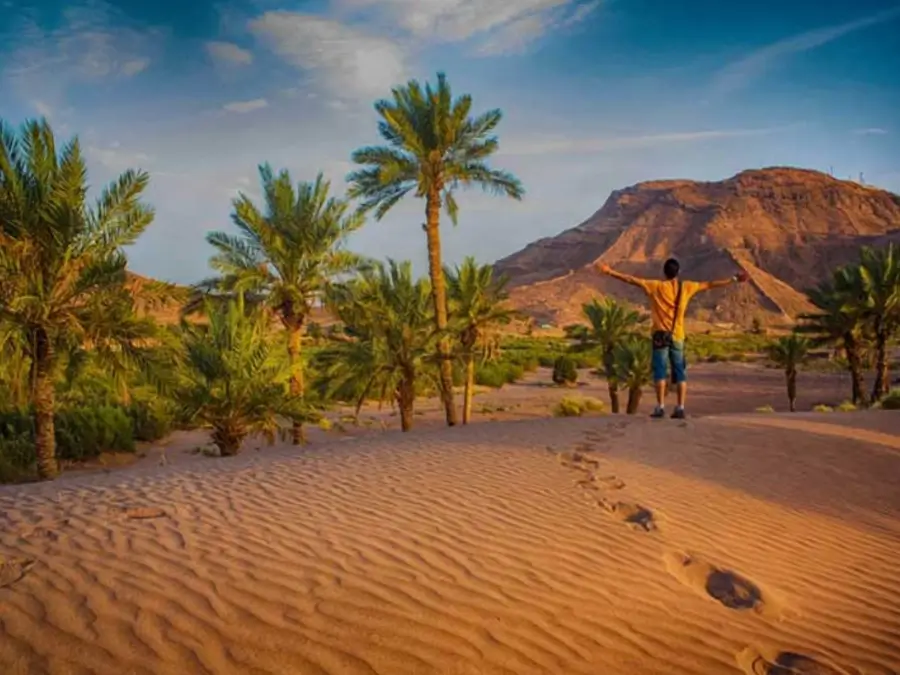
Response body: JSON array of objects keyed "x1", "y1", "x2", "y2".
[
  {"x1": 2, "y1": 2, "x2": 163, "y2": 106},
  {"x1": 852, "y1": 127, "x2": 888, "y2": 135},
  {"x1": 86, "y1": 144, "x2": 152, "y2": 171},
  {"x1": 205, "y1": 40, "x2": 253, "y2": 66},
  {"x1": 249, "y1": 12, "x2": 407, "y2": 100},
  {"x1": 121, "y1": 58, "x2": 150, "y2": 76},
  {"x1": 32, "y1": 100, "x2": 54, "y2": 118},
  {"x1": 333, "y1": 0, "x2": 597, "y2": 55},
  {"x1": 222, "y1": 98, "x2": 269, "y2": 113},
  {"x1": 711, "y1": 7, "x2": 900, "y2": 94},
  {"x1": 500, "y1": 127, "x2": 787, "y2": 156},
  {"x1": 476, "y1": 15, "x2": 549, "y2": 56}
]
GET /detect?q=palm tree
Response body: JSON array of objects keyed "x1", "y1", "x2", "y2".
[
  {"x1": 856, "y1": 244, "x2": 900, "y2": 402},
  {"x1": 197, "y1": 166, "x2": 362, "y2": 444},
  {"x1": 445, "y1": 257, "x2": 515, "y2": 424},
  {"x1": 326, "y1": 260, "x2": 435, "y2": 432},
  {"x1": 347, "y1": 72, "x2": 524, "y2": 428},
  {"x1": 612, "y1": 338, "x2": 653, "y2": 414},
  {"x1": 177, "y1": 295, "x2": 312, "y2": 456},
  {"x1": 0, "y1": 118, "x2": 163, "y2": 479},
  {"x1": 767, "y1": 334, "x2": 810, "y2": 412},
  {"x1": 799, "y1": 269, "x2": 869, "y2": 406},
  {"x1": 582, "y1": 298, "x2": 644, "y2": 413}
]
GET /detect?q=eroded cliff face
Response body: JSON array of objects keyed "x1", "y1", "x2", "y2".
[{"x1": 494, "y1": 168, "x2": 900, "y2": 327}]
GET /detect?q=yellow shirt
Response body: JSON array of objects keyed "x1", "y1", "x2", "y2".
[{"x1": 614, "y1": 276, "x2": 712, "y2": 342}]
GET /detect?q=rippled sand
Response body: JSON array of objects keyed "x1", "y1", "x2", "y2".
[{"x1": 2, "y1": 412, "x2": 899, "y2": 674}]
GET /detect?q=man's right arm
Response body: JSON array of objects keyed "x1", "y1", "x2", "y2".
[{"x1": 595, "y1": 263, "x2": 650, "y2": 290}]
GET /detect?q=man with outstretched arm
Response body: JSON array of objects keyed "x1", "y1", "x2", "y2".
[{"x1": 596, "y1": 258, "x2": 749, "y2": 419}]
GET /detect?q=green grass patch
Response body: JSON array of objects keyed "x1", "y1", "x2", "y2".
[{"x1": 553, "y1": 396, "x2": 606, "y2": 417}]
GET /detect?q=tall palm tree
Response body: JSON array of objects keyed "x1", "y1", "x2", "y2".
[
  {"x1": 0, "y1": 118, "x2": 163, "y2": 479},
  {"x1": 347, "y1": 72, "x2": 524, "y2": 428},
  {"x1": 857, "y1": 244, "x2": 900, "y2": 402},
  {"x1": 582, "y1": 298, "x2": 644, "y2": 413},
  {"x1": 445, "y1": 257, "x2": 515, "y2": 424},
  {"x1": 197, "y1": 166, "x2": 363, "y2": 444},
  {"x1": 612, "y1": 337, "x2": 653, "y2": 414},
  {"x1": 326, "y1": 260, "x2": 435, "y2": 432},
  {"x1": 177, "y1": 295, "x2": 312, "y2": 456},
  {"x1": 767, "y1": 334, "x2": 810, "y2": 412},
  {"x1": 798, "y1": 269, "x2": 869, "y2": 406}
]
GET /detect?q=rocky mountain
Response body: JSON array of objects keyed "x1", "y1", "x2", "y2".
[{"x1": 494, "y1": 168, "x2": 900, "y2": 328}]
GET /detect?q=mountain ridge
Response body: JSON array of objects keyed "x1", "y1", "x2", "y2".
[{"x1": 494, "y1": 167, "x2": 900, "y2": 328}]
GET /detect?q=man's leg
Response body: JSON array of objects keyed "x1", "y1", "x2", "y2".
[
  {"x1": 651, "y1": 345, "x2": 668, "y2": 417},
  {"x1": 670, "y1": 342, "x2": 688, "y2": 418}
]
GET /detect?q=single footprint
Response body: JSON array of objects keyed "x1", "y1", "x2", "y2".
[
  {"x1": 557, "y1": 451, "x2": 600, "y2": 472},
  {"x1": 664, "y1": 552, "x2": 778, "y2": 616},
  {"x1": 736, "y1": 646, "x2": 853, "y2": 675},
  {"x1": 0, "y1": 556, "x2": 36, "y2": 588},
  {"x1": 598, "y1": 498, "x2": 656, "y2": 531},
  {"x1": 577, "y1": 474, "x2": 626, "y2": 490},
  {"x1": 596, "y1": 475, "x2": 626, "y2": 490}
]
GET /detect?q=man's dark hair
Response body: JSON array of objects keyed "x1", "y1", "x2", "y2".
[{"x1": 663, "y1": 258, "x2": 680, "y2": 279}]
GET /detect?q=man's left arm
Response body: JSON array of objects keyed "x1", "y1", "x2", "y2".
[{"x1": 694, "y1": 270, "x2": 749, "y2": 292}]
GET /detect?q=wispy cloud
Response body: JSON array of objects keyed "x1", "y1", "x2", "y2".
[
  {"x1": 500, "y1": 127, "x2": 788, "y2": 156},
  {"x1": 31, "y1": 100, "x2": 54, "y2": 119},
  {"x1": 2, "y1": 1, "x2": 164, "y2": 105},
  {"x1": 205, "y1": 40, "x2": 253, "y2": 66},
  {"x1": 249, "y1": 12, "x2": 406, "y2": 100},
  {"x1": 852, "y1": 127, "x2": 888, "y2": 135},
  {"x1": 711, "y1": 7, "x2": 900, "y2": 94},
  {"x1": 333, "y1": 0, "x2": 599, "y2": 55},
  {"x1": 222, "y1": 98, "x2": 269, "y2": 113},
  {"x1": 86, "y1": 143, "x2": 152, "y2": 171}
]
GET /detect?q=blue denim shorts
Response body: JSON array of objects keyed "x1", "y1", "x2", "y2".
[{"x1": 652, "y1": 340, "x2": 687, "y2": 383}]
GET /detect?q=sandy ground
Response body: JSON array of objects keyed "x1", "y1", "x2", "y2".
[{"x1": 1, "y1": 366, "x2": 899, "y2": 674}]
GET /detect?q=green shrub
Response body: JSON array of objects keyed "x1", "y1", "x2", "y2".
[
  {"x1": 755, "y1": 405, "x2": 775, "y2": 413},
  {"x1": 475, "y1": 362, "x2": 524, "y2": 388},
  {"x1": 882, "y1": 389, "x2": 900, "y2": 410},
  {"x1": 0, "y1": 406, "x2": 135, "y2": 465},
  {"x1": 836, "y1": 401, "x2": 857, "y2": 412},
  {"x1": 569, "y1": 351, "x2": 601, "y2": 369},
  {"x1": 55, "y1": 406, "x2": 134, "y2": 460},
  {"x1": 553, "y1": 396, "x2": 605, "y2": 417},
  {"x1": 812, "y1": 404, "x2": 834, "y2": 413},
  {"x1": 552, "y1": 356, "x2": 578, "y2": 386},
  {"x1": 127, "y1": 400, "x2": 174, "y2": 442},
  {"x1": 0, "y1": 427, "x2": 36, "y2": 483}
]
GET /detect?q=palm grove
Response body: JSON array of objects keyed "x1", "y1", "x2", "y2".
[{"x1": 1, "y1": 73, "x2": 898, "y2": 482}]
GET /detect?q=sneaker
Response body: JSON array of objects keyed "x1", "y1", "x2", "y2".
[
  {"x1": 650, "y1": 407, "x2": 665, "y2": 419},
  {"x1": 671, "y1": 407, "x2": 686, "y2": 419}
]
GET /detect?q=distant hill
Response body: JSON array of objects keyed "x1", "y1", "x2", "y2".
[{"x1": 494, "y1": 167, "x2": 900, "y2": 329}]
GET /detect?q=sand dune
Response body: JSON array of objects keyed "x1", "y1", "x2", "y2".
[{"x1": 1, "y1": 413, "x2": 899, "y2": 674}]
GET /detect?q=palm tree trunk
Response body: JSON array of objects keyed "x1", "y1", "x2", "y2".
[
  {"x1": 626, "y1": 387, "x2": 641, "y2": 414},
  {"x1": 786, "y1": 368, "x2": 797, "y2": 412},
  {"x1": 397, "y1": 379, "x2": 415, "y2": 432},
  {"x1": 287, "y1": 325, "x2": 305, "y2": 444},
  {"x1": 871, "y1": 323, "x2": 889, "y2": 402},
  {"x1": 32, "y1": 327, "x2": 59, "y2": 480},
  {"x1": 425, "y1": 193, "x2": 458, "y2": 427},
  {"x1": 604, "y1": 350, "x2": 619, "y2": 413},
  {"x1": 844, "y1": 333, "x2": 869, "y2": 407},
  {"x1": 463, "y1": 354, "x2": 475, "y2": 424}
]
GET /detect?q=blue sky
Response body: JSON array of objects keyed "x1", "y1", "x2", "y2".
[{"x1": 1, "y1": 0, "x2": 898, "y2": 283}]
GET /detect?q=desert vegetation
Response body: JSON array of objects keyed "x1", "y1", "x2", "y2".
[{"x1": 1, "y1": 74, "x2": 899, "y2": 483}]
